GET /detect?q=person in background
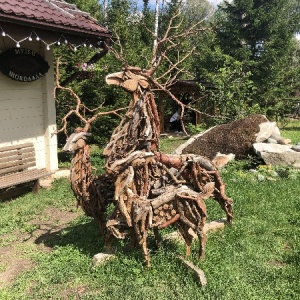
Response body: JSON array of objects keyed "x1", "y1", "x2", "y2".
[{"x1": 169, "y1": 109, "x2": 182, "y2": 132}]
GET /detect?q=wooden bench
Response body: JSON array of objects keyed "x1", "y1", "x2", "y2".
[{"x1": 0, "y1": 143, "x2": 51, "y2": 193}]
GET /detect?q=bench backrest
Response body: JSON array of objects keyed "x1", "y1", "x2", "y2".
[{"x1": 0, "y1": 143, "x2": 36, "y2": 176}]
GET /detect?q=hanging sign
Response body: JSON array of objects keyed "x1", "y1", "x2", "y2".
[{"x1": 0, "y1": 48, "x2": 49, "y2": 82}]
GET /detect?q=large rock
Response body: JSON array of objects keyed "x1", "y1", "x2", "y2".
[
  {"x1": 253, "y1": 143, "x2": 300, "y2": 168},
  {"x1": 255, "y1": 122, "x2": 278, "y2": 142},
  {"x1": 175, "y1": 114, "x2": 269, "y2": 159},
  {"x1": 253, "y1": 143, "x2": 293, "y2": 153}
]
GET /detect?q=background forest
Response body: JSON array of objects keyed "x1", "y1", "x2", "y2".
[{"x1": 54, "y1": 0, "x2": 300, "y2": 145}]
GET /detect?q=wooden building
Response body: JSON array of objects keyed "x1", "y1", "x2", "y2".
[
  {"x1": 158, "y1": 80, "x2": 215, "y2": 132},
  {"x1": 0, "y1": 0, "x2": 111, "y2": 195}
]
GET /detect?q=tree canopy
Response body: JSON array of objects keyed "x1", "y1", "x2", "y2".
[{"x1": 56, "y1": 0, "x2": 300, "y2": 143}]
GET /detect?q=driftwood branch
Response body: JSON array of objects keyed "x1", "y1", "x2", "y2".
[
  {"x1": 53, "y1": 57, "x2": 128, "y2": 136},
  {"x1": 59, "y1": 2, "x2": 233, "y2": 269}
]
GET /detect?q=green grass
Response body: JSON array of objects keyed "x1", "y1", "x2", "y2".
[
  {"x1": 159, "y1": 135, "x2": 190, "y2": 153},
  {"x1": 0, "y1": 120, "x2": 300, "y2": 299},
  {"x1": 1, "y1": 176, "x2": 299, "y2": 299},
  {"x1": 280, "y1": 119, "x2": 300, "y2": 144},
  {"x1": 0, "y1": 179, "x2": 74, "y2": 238}
]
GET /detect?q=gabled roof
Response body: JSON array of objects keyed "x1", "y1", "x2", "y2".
[{"x1": 0, "y1": 0, "x2": 111, "y2": 47}]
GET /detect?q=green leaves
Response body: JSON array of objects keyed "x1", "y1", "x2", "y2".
[{"x1": 198, "y1": 0, "x2": 300, "y2": 121}]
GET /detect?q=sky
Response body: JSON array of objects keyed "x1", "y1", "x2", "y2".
[
  {"x1": 208, "y1": 0, "x2": 223, "y2": 5},
  {"x1": 144, "y1": 0, "x2": 224, "y2": 9},
  {"x1": 141, "y1": 0, "x2": 300, "y2": 41}
]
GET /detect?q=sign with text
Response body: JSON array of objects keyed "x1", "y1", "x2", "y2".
[{"x1": 0, "y1": 48, "x2": 49, "y2": 82}]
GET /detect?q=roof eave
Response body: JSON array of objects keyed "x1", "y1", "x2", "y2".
[{"x1": 0, "y1": 13, "x2": 111, "y2": 42}]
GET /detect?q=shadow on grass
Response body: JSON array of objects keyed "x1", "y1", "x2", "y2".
[
  {"x1": 0, "y1": 182, "x2": 34, "y2": 202},
  {"x1": 34, "y1": 218, "x2": 106, "y2": 256},
  {"x1": 280, "y1": 126, "x2": 300, "y2": 131},
  {"x1": 34, "y1": 217, "x2": 180, "y2": 261},
  {"x1": 283, "y1": 248, "x2": 300, "y2": 266}
]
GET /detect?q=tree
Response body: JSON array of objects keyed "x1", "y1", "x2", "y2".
[
  {"x1": 54, "y1": 0, "x2": 131, "y2": 145},
  {"x1": 65, "y1": 0, "x2": 104, "y2": 21},
  {"x1": 214, "y1": 0, "x2": 300, "y2": 118}
]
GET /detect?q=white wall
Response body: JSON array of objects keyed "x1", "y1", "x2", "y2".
[{"x1": 0, "y1": 39, "x2": 58, "y2": 172}]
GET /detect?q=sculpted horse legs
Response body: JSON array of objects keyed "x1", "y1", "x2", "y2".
[{"x1": 177, "y1": 222, "x2": 194, "y2": 257}]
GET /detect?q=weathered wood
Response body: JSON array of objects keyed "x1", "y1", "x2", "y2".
[
  {"x1": 64, "y1": 67, "x2": 234, "y2": 268},
  {"x1": 0, "y1": 143, "x2": 51, "y2": 191},
  {"x1": 150, "y1": 186, "x2": 177, "y2": 209}
]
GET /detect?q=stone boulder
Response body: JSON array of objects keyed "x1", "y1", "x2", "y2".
[
  {"x1": 92, "y1": 253, "x2": 116, "y2": 267},
  {"x1": 175, "y1": 114, "x2": 269, "y2": 159},
  {"x1": 253, "y1": 143, "x2": 300, "y2": 168}
]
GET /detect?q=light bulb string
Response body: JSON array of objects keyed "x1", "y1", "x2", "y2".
[{"x1": 0, "y1": 26, "x2": 96, "y2": 50}]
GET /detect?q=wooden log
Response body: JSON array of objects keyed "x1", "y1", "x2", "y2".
[
  {"x1": 158, "y1": 214, "x2": 180, "y2": 229},
  {"x1": 151, "y1": 185, "x2": 200, "y2": 209},
  {"x1": 171, "y1": 209, "x2": 177, "y2": 216},
  {"x1": 159, "y1": 211, "x2": 165, "y2": 217},
  {"x1": 150, "y1": 187, "x2": 177, "y2": 209}
]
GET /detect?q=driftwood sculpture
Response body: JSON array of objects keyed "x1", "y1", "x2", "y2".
[
  {"x1": 62, "y1": 66, "x2": 233, "y2": 267},
  {"x1": 62, "y1": 67, "x2": 233, "y2": 267},
  {"x1": 60, "y1": 5, "x2": 233, "y2": 267},
  {"x1": 63, "y1": 128, "x2": 114, "y2": 236},
  {"x1": 101, "y1": 67, "x2": 233, "y2": 266}
]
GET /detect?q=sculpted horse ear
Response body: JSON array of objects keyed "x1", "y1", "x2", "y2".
[
  {"x1": 139, "y1": 79, "x2": 149, "y2": 89},
  {"x1": 106, "y1": 72, "x2": 149, "y2": 92},
  {"x1": 121, "y1": 78, "x2": 139, "y2": 92},
  {"x1": 105, "y1": 72, "x2": 124, "y2": 86}
]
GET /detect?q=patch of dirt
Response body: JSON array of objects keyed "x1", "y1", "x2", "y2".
[
  {"x1": 0, "y1": 207, "x2": 81, "y2": 288},
  {"x1": 0, "y1": 245, "x2": 33, "y2": 288},
  {"x1": 268, "y1": 259, "x2": 286, "y2": 268},
  {"x1": 60, "y1": 285, "x2": 89, "y2": 299}
]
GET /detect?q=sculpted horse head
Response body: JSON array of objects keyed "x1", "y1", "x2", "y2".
[
  {"x1": 106, "y1": 67, "x2": 152, "y2": 103},
  {"x1": 104, "y1": 67, "x2": 160, "y2": 161}
]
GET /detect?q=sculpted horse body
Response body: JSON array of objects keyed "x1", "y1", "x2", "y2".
[
  {"x1": 63, "y1": 66, "x2": 233, "y2": 267},
  {"x1": 101, "y1": 67, "x2": 233, "y2": 266}
]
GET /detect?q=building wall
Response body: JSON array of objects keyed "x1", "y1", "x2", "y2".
[{"x1": 0, "y1": 39, "x2": 58, "y2": 172}]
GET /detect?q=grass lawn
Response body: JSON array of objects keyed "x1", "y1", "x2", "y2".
[{"x1": 0, "y1": 121, "x2": 299, "y2": 299}]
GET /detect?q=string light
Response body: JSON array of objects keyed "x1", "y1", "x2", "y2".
[{"x1": 0, "y1": 26, "x2": 98, "y2": 51}]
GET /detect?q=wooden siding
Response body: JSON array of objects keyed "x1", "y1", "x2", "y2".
[{"x1": 0, "y1": 39, "x2": 58, "y2": 172}]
